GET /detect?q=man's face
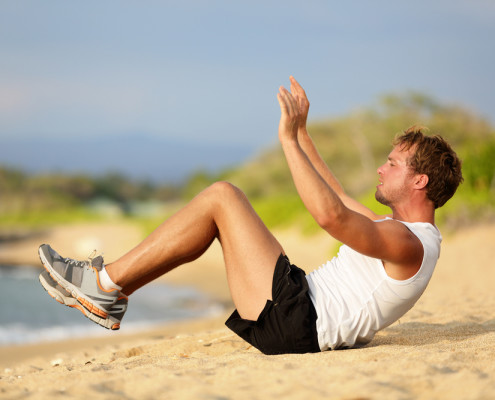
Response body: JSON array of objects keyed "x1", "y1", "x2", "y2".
[{"x1": 375, "y1": 145, "x2": 415, "y2": 207}]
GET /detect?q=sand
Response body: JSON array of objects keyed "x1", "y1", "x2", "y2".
[{"x1": 1, "y1": 222, "x2": 494, "y2": 399}]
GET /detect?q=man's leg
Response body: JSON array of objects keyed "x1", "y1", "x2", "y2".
[{"x1": 105, "y1": 181, "x2": 284, "y2": 321}]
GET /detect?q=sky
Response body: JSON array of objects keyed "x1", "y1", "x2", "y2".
[{"x1": 1, "y1": 0, "x2": 494, "y2": 180}]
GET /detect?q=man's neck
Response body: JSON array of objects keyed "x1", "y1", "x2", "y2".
[{"x1": 391, "y1": 204, "x2": 435, "y2": 225}]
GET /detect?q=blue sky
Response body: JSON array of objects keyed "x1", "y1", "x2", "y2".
[{"x1": 1, "y1": 1, "x2": 494, "y2": 178}]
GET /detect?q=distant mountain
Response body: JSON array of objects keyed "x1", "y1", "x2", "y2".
[{"x1": 0, "y1": 134, "x2": 257, "y2": 183}]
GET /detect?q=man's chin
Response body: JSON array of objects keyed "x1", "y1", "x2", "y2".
[{"x1": 375, "y1": 190, "x2": 390, "y2": 207}]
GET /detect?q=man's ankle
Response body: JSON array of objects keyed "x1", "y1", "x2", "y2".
[{"x1": 99, "y1": 267, "x2": 122, "y2": 291}]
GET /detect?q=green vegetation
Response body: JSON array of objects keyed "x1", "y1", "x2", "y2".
[
  {"x1": 194, "y1": 91, "x2": 495, "y2": 232},
  {"x1": 0, "y1": 169, "x2": 181, "y2": 228},
  {"x1": 1, "y1": 92, "x2": 494, "y2": 233}
]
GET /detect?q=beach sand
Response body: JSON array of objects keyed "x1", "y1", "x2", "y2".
[{"x1": 1, "y1": 222, "x2": 494, "y2": 399}]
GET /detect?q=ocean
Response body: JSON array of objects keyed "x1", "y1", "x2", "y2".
[{"x1": 0, "y1": 265, "x2": 223, "y2": 346}]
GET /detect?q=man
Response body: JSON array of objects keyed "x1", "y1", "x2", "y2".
[{"x1": 38, "y1": 77, "x2": 463, "y2": 354}]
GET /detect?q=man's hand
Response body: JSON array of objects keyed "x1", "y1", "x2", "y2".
[
  {"x1": 277, "y1": 76, "x2": 309, "y2": 142},
  {"x1": 289, "y1": 76, "x2": 310, "y2": 132}
]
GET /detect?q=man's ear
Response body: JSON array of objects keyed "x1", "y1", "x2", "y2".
[{"x1": 414, "y1": 174, "x2": 429, "y2": 190}]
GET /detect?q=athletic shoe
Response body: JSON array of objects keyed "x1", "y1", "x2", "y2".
[
  {"x1": 39, "y1": 270, "x2": 127, "y2": 330},
  {"x1": 38, "y1": 244, "x2": 126, "y2": 326}
]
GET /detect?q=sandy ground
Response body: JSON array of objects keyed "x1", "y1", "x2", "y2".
[{"x1": 0, "y1": 222, "x2": 494, "y2": 399}]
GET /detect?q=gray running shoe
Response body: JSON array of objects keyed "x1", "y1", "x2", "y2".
[
  {"x1": 38, "y1": 244, "x2": 126, "y2": 328},
  {"x1": 39, "y1": 270, "x2": 127, "y2": 330}
]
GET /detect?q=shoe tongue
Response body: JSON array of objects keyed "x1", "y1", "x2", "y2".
[{"x1": 91, "y1": 255, "x2": 104, "y2": 271}]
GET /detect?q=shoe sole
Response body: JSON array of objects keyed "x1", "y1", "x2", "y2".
[
  {"x1": 38, "y1": 246, "x2": 113, "y2": 320},
  {"x1": 39, "y1": 271, "x2": 122, "y2": 330}
]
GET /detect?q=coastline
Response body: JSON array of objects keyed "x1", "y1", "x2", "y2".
[{"x1": 1, "y1": 222, "x2": 494, "y2": 399}]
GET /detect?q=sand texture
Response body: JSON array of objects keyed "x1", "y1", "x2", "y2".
[{"x1": 0, "y1": 222, "x2": 494, "y2": 399}]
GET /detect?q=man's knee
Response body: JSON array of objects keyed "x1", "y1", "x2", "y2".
[{"x1": 208, "y1": 181, "x2": 246, "y2": 201}]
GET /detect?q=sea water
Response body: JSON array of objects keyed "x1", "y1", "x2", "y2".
[{"x1": 0, "y1": 265, "x2": 223, "y2": 346}]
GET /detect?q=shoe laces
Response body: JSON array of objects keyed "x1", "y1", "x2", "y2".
[
  {"x1": 64, "y1": 257, "x2": 90, "y2": 269},
  {"x1": 64, "y1": 250, "x2": 101, "y2": 270}
]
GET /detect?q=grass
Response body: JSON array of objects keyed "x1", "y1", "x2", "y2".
[
  {"x1": 0, "y1": 207, "x2": 102, "y2": 229},
  {"x1": 1, "y1": 183, "x2": 492, "y2": 241}
]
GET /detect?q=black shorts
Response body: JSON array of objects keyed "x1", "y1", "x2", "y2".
[{"x1": 225, "y1": 254, "x2": 320, "y2": 355}]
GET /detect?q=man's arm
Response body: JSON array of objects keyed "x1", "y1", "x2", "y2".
[
  {"x1": 277, "y1": 80, "x2": 423, "y2": 274},
  {"x1": 287, "y1": 76, "x2": 387, "y2": 221}
]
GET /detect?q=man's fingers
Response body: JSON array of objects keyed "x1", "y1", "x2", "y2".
[
  {"x1": 289, "y1": 76, "x2": 309, "y2": 114},
  {"x1": 289, "y1": 76, "x2": 307, "y2": 97},
  {"x1": 277, "y1": 92, "x2": 288, "y2": 114},
  {"x1": 278, "y1": 86, "x2": 298, "y2": 114},
  {"x1": 277, "y1": 87, "x2": 289, "y2": 112}
]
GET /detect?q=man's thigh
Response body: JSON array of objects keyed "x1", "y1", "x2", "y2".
[{"x1": 212, "y1": 182, "x2": 284, "y2": 320}]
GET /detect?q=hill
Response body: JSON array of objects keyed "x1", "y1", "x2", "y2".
[
  {"x1": 184, "y1": 92, "x2": 495, "y2": 231},
  {"x1": 1, "y1": 91, "x2": 494, "y2": 232}
]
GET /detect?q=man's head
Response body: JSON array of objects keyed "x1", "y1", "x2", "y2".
[{"x1": 391, "y1": 125, "x2": 463, "y2": 209}]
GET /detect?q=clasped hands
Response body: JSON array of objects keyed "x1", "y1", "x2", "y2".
[{"x1": 277, "y1": 76, "x2": 310, "y2": 142}]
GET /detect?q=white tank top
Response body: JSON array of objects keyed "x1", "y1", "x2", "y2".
[{"x1": 305, "y1": 220, "x2": 442, "y2": 351}]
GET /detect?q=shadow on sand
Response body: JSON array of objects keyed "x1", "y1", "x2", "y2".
[{"x1": 370, "y1": 318, "x2": 495, "y2": 347}]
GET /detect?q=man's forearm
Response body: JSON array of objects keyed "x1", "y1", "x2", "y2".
[
  {"x1": 297, "y1": 128, "x2": 346, "y2": 197},
  {"x1": 296, "y1": 128, "x2": 380, "y2": 220},
  {"x1": 277, "y1": 76, "x2": 381, "y2": 222},
  {"x1": 280, "y1": 136, "x2": 346, "y2": 228}
]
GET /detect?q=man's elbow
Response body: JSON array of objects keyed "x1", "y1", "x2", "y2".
[{"x1": 314, "y1": 206, "x2": 347, "y2": 232}]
